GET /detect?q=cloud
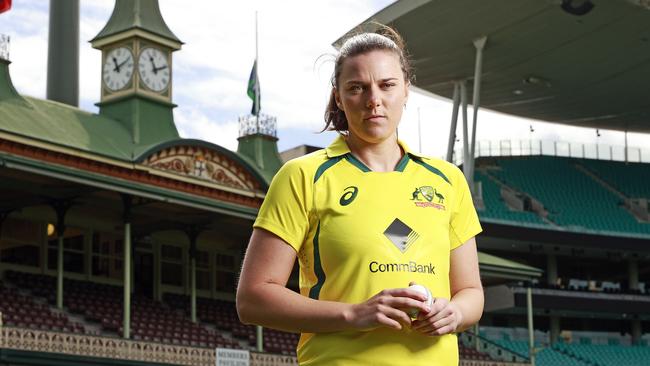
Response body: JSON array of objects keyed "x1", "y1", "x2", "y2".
[
  {"x1": 175, "y1": 107, "x2": 239, "y2": 151},
  {"x1": 2, "y1": 0, "x2": 649, "y2": 161}
]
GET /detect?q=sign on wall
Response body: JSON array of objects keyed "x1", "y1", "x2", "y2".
[{"x1": 216, "y1": 348, "x2": 249, "y2": 366}]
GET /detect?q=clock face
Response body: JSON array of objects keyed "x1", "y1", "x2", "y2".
[
  {"x1": 102, "y1": 47, "x2": 134, "y2": 91},
  {"x1": 138, "y1": 47, "x2": 170, "y2": 92}
]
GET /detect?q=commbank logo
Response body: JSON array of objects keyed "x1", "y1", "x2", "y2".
[
  {"x1": 383, "y1": 218, "x2": 419, "y2": 253},
  {"x1": 339, "y1": 186, "x2": 358, "y2": 206}
]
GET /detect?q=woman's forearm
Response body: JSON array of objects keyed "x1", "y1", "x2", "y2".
[
  {"x1": 450, "y1": 287, "x2": 484, "y2": 332},
  {"x1": 237, "y1": 281, "x2": 352, "y2": 333}
]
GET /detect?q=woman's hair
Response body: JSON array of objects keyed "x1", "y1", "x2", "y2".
[{"x1": 323, "y1": 25, "x2": 413, "y2": 133}]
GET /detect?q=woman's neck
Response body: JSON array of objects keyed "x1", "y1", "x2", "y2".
[{"x1": 345, "y1": 133, "x2": 403, "y2": 173}]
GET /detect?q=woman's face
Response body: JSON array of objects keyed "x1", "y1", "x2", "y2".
[{"x1": 335, "y1": 50, "x2": 409, "y2": 145}]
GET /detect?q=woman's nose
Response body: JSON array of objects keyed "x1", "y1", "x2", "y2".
[{"x1": 366, "y1": 93, "x2": 380, "y2": 108}]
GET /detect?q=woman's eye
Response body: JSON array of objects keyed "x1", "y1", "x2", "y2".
[
  {"x1": 349, "y1": 85, "x2": 363, "y2": 92},
  {"x1": 382, "y1": 83, "x2": 396, "y2": 89}
]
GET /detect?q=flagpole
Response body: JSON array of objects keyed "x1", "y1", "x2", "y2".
[
  {"x1": 255, "y1": 9, "x2": 264, "y2": 346},
  {"x1": 255, "y1": 11, "x2": 260, "y2": 132}
]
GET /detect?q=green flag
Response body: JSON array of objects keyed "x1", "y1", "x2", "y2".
[{"x1": 247, "y1": 60, "x2": 260, "y2": 116}]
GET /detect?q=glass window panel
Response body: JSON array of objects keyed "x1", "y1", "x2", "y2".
[
  {"x1": 162, "y1": 245, "x2": 182, "y2": 261},
  {"x1": 197, "y1": 270, "x2": 210, "y2": 290},
  {"x1": 0, "y1": 242, "x2": 39, "y2": 267},
  {"x1": 47, "y1": 248, "x2": 57, "y2": 270},
  {"x1": 162, "y1": 262, "x2": 183, "y2": 286},
  {"x1": 216, "y1": 254, "x2": 234, "y2": 269},
  {"x1": 92, "y1": 256, "x2": 110, "y2": 277},
  {"x1": 47, "y1": 248, "x2": 84, "y2": 273},
  {"x1": 1, "y1": 218, "x2": 41, "y2": 243},
  {"x1": 196, "y1": 250, "x2": 209, "y2": 268},
  {"x1": 215, "y1": 271, "x2": 235, "y2": 292},
  {"x1": 64, "y1": 235, "x2": 84, "y2": 251}
]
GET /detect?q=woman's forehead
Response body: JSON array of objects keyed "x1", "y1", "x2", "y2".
[{"x1": 339, "y1": 50, "x2": 403, "y2": 79}]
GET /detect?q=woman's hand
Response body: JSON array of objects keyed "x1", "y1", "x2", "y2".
[
  {"x1": 344, "y1": 288, "x2": 431, "y2": 331},
  {"x1": 411, "y1": 297, "x2": 464, "y2": 336}
]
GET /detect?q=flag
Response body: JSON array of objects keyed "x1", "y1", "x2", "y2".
[
  {"x1": 0, "y1": 0, "x2": 11, "y2": 14},
  {"x1": 247, "y1": 60, "x2": 260, "y2": 116}
]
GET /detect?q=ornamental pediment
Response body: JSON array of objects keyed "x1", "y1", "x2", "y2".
[{"x1": 143, "y1": 145, "x2": 261, "y2": 191}]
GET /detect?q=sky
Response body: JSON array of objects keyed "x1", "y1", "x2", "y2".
[{"x1": 0, "y1": 0, "x2": 649, "y2": 162}]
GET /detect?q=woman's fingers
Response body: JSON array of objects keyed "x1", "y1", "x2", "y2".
[
  {"x1": 349, "y1": 288, "x2": 433, "y2": 331},
  {"x1": 411, "y1": 299, "x2": 461, "y2": 335},
  {"x1": 381, "y1": 287, "x2": 429, "y2": 302}
]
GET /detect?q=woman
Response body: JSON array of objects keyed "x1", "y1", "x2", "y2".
[{"x1": 236, "y1": 27, "x2": 483, "y2": 365}]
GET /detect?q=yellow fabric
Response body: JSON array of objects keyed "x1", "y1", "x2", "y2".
[{"x1": 254, "y1": 135, "x2": 482, "y2": 365}]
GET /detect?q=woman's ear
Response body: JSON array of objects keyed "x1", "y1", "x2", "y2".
[
  {"x1": 404, "y1": 82, "x2": 410, "y2": 105},
  {"x1": 334, "y1": 88, "x2": 344, "y2": 111}
]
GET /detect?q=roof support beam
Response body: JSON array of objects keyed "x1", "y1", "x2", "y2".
[
  {"x1": 468, "y1": 36, "x2": 487, "y2": 195},
  {"x1": 446, "y1": 82, "x2": 461, "y2": 163},
  {"x1": 461, "y1": 81, "x2": 470, "y2": 179}
]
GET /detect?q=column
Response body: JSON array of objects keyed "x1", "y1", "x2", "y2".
[
  {"x1": 547, "y1": 254, "x2": 558, "y2": 287},
  {"x1": 188, "y1": 229, "x2": 198, "y2": 323},
  {"x1": 628, "y1": 259, "x2": 639, "y2": 291},
  {"x1": 461, "y1": 81, "x2": 470, "y2": 180},
  {"x1": 468, "y1": 36, "x2": 488, "y2": 195},
  {"x1": 122, "y1": 195, "x2": 132, "y2": 339},
  {"x1": 153, "y1": 241, "x2": 161, "y2": 302},
  {"x1": 527, "y1": 285, "x2": 536, "y2": 366},
  {"x1": 631, "y1": 319, "x2": 642, "y2": 345},
  {"x1": 446, "y1": 82, "x2": 461, "y2": 163},
  {"x1": 52, "y1": 202, "x2": 71, "y2": 310},
  {"x1": 550, "y1": 316, "x2": 560, "y2": 344}
]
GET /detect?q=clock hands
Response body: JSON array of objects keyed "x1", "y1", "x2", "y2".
[
  {"x1": 112, "y1": 56, "x2": 121, "y2": 73},
  {"x1": 149, "y1": 56, "x2": 168, "y2": 75},
  {"x1": 149, "y1": 56, "x2": 158, "y2": 75},
  {"x1": 112, "y1": 56, "x2": 131, "y2": 73},
  {"x1": 116, "y1": 57, "x2": 130, "y2": 70}
]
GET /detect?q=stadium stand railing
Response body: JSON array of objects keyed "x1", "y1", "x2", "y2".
[{"x1": 454, "y1": 139, "x2": 650, "y2": 166}]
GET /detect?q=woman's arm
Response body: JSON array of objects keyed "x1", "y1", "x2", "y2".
[
  {"x1": 411, "y1": 236, "x2": 484, "y2": 335},
  {"x1": 236, "y1": 228, "x2": 430, "y2": 333}
]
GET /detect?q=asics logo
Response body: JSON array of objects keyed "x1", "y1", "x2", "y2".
[{"x1": 339, "y1": 186, "x2": 358, "y2": 206}]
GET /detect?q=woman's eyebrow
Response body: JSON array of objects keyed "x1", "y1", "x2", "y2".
[{"x1": 344, "y1": 77, "x2": 399, "y2": 85}]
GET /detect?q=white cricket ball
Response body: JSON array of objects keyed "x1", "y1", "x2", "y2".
[{"x1": 407, "y1": 284, "x2": 433, "y2": 318}]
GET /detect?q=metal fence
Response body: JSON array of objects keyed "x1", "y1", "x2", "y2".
[{"x1": 454, "y1": 139, "x2": 650, "y2": 165}]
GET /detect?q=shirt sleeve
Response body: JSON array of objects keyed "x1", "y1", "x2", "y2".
[
  {"x1": 449, "y1": 167, "x2": 482, "y2": 250},
  {"x1": 253, "y1": 159, "x2": 312, "y2": 252}
]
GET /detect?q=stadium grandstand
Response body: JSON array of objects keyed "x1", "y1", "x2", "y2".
[{"x1": 1, "y1": 1, "x2": 649, "y2": 366}]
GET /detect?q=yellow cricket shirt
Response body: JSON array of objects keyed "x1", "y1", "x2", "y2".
[{"x1": 254, "y1": 135, "x2": 482, "y2": 365}]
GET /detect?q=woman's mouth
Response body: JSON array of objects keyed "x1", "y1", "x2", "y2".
[{"x1": 364, "y1": 115, "x2": 385, "y2": 122}]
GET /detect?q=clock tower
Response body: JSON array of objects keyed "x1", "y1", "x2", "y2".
[{"x1": 91, "y1": 0, "x2": 183, "y2": 147}]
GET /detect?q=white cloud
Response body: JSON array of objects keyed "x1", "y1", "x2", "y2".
[
  {"x1": 1, "y1": 0, "x2": 649, "y2": 162},
  {"x1": 175, "y1": 107, "x2": 239, "y2": 151}
]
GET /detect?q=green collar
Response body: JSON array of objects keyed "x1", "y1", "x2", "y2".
[
  {"x1": 325, "y1": 134, "x2": 426, "y2": 159},
  {"x1": 325, "y1": 135, "x2": 426, "y2": 173}
]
